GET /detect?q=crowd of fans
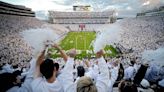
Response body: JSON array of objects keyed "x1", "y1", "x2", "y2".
[
  {"x1": 0, "y1": 14, "x2": 44, "y2": 37},
  {"x1": 0, "y1": 13, "x2": 164, "y2": 92},
  {"x1": 119, "y1": 16, "x2": 164, "y2": 52},
  {"x1": 0, "y1": 34, "x2": 32, "y2": 68},
  {"x1": 53, "y1": 19, "x2": 109, "y2": 24},
  {"x1": 0, "y1": 14, "x2": 69, "y2": 68},
  {"x1": 0, "y1": 14, "x2": 45, "y2": 68},
  {"x1": 0, "y1": 43, "x2": 163, "y2": 92}
]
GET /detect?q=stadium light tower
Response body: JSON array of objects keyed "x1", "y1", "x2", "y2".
[{"x1": 110, "y1": 10, "x2": 117, "y2": 23}]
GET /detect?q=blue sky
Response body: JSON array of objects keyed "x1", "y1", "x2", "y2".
[{"x1": 1, "y1": 0, "x2": 164, "y2": 17}]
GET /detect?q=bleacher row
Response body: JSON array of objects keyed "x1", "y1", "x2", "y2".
[
  {"x1": 0, "y1": 1, "x2": 35, "y2": 17},
  {"x1": 49, "y1": 11, "x2": 114, "y2": 24},
  {"x1": 49, "y1": 11, "x2": 113, "y2": 18},
  {"x1": 53, "y1": 19, "x2": 110, "y2": 24}
]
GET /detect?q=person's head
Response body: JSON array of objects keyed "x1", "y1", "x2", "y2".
[
  {"x1": 13, "y1": 70, "x2": 22, "y2": 77},
  {"x1": 67, "y1": 49, "x2": 76, "y2": 58},
  {"x1": 118, "y1": 80, "x2": 138, "y2": 92},
  {"x1": 0, "y1": 72, "x2": 21, "y2": 92},
  {"x1": 77, "y1": 76, "x2": 97, "y2": 92},
  {"x1": 130, "y1": 60, "x2": 135, "y2": 66},
  {"x1": 113, "y1": 60, "x2": 119, "y2": 67},
  {"x1": 120, "y1": 63, "x2": 124, "y2": 69},
  {"x1": 77, "y1": 66, "x2": 85, "y2": 77},
  {"x1": 40, "y1": 59, "x2": 57, "y2": 79},
  {"x1": 54, "y1": 63, "x2": 59, "y2": 71},
  {"x1": 12, "y1": 64, "x2": 18, "y2": 69},
  {"x1": 105, "y1": 59, "x2": 108, "y2": 63},
  {"x1": 0, "y1": 65, "x2": 2, "y2": 70}
]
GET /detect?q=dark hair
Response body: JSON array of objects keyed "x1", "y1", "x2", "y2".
[
  {"x1": 0, "y1": 65, "x2": 2, "y2": 70},
  {"x1": 130, "y1": 60, "x2": 135, "y2": 66},
  {"x1": 77, "y1": 66, "x2": 85, "y2": 77},
  {"x1": 54, "y1": 63, "x2": 59, "y2": 71},
  {"x1": 12, "y1": 65, "x2": 18, "y2": 69},
  {"x1": 0, "y1": 73, "x2": 16, "y2": 92},
  {"x1": 13, "y1": 70, "x2": 22, "y2": 76},
  {"x1": 61, "y1": 65, "x2": 65, "y2": 69},
  {"x1": 116, "y1": 63, "x2": 124, "y2": 81},
  {"x1": 133, "y1": 64, "x2": 148, "y2": 85},
  {"x1": 40, "y1": 59, "x2": 55, "y2": 79},
  {"x1": 105, "y1": 59, "x2": 108, "y2": 63},
  {"x1": 119, "y1": 80, "x2": 138, "y2": 92},
  {"x1": 73, "y1": 64, "x2": 76, "y2": 69}
]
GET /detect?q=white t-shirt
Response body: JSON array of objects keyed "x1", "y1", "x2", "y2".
[
  {"x1": 1, "y1": 64, "x2": 14, "y2": 73},
  {"x1": 124, "y1": 66, "x2": 136, "y2": 80},
  {"x1": 30, "y1": 57, "x2": 69, "y2": 92},
  {"x1": 31, "y1": 77, "x2": 64, "y2": 92},
  {"x1": 7, "y1": 58, "x2": 36, "y2": 92},
  {"x1": 31, "y1": 57, "x2": 76, "y2": 92},
  {"x1": 108, "y1": 66, "x2": 119, "y2": 92}
]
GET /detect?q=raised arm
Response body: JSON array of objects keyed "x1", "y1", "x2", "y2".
[
  {"x1": 57, "y1": 49, "x2": 77, "y2": 92},
  {"x1": 36, "y1": 50, "x2": 46, "y2": 66},
  {"x1": 34, "y1": 49, "x2": 46, "y2": 78},
  {"x1": 52, "y1": 43, "x2": 68, "y2": 62},
  {"x1": 85, "y1": 59, "x2": 99, "y2": 80},
  {"x1": 95, "y1": 50, "x2": 109, "y2": 92},
  {"x1": 84, "y1": 60, "x2": 90, "y2": 68}
]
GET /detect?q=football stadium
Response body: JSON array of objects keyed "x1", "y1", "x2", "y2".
[{"x1": 0, "y1": 0, "x2": 164, "y2": 92}]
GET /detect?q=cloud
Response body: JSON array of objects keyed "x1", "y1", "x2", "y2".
[
  {"x1": 25, "y1": 0, "x2": 72, "y2": 11},
  {"x1": 126, "y1": 6, "x2": 133, "y2": 10},
  {"x1": 142, "y1": 1, "x2": 150, "y2": 6},
  {"x1": 2, "y1": 0, "x2": 164, "y2": 17}
]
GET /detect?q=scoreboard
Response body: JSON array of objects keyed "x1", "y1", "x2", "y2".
[{"x1": 73, "y1": 5, "x2": 91, "y2": 11}]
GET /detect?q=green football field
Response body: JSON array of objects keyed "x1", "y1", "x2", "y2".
[
  {"x1": 59, "y1": 31, "x2": 96, "y2": 50},
  {"x1": 49, "y1": 31, "x2": 118, "y2": 59}
]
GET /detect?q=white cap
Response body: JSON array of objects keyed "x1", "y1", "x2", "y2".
[
  {"x1": 158, "y1": 79, "x2": 164, "y2": 87},
  {"x1": 140, "y1": 79, "x2": 150, "y2": 88}
]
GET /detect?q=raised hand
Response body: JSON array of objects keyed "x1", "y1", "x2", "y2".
[
  {"x1": 52, "y1": 43, "x2": 61, "y2": 50},
  {"x1": 96, "y1": 49, "x2": 104, "y2": 58},
  {"x1": 84, "y1": 60, "x2": 90, "y2": 68},
  {"x1": 67, "y1": 48, "x2": 76, "y2": 58},
  {"x1": 52, "y1": 43, "x2": 68, "y2": 62}
]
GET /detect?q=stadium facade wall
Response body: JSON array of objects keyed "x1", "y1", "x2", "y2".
[
  {"x1": 0, "y1": 1, "x2": 35, "y2": 17},
  {"x1": 49, "y1": 11, "x2": 114, "y2": 24}
]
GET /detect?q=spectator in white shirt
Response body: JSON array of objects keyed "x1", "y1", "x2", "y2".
[
  {"x1": 124, "y1": 60, "x2": 136, "y2": 81},
  {"x1": 63, "y1": 50, "x2": 110, "y2": 92},
  {"x1": 31, "y1": 44, "x2": 71, "y2": 92}
]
